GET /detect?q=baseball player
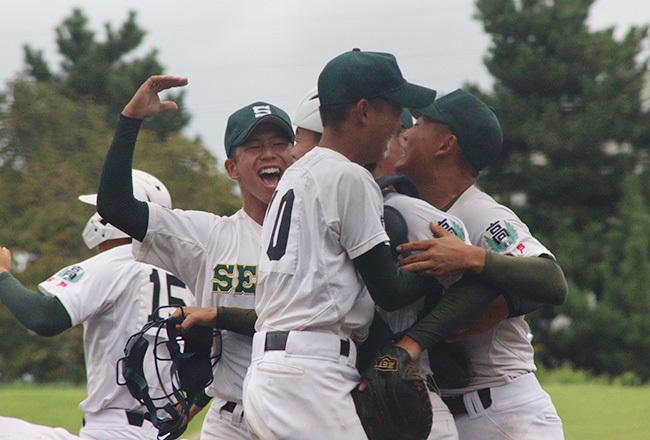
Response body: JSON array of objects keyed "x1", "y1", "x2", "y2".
[
  {"x1": 0, "y1": 417, "x2": 80, "y2": 440},
  {"x1": 395, "y1": 89, "x2": 567, "y2": 439},
  {"x1": 292, "y1": 89, "x2": 461, "y2": 439},
  {"x1": 0, "y1": 170, "x2": 194, "y2": 440},
  {"x1": 244, "y1": 49, "x2": 474, "y2": 439},
  {"x1": 95, "y1": 75, "x2": 295, "y2": 440}
]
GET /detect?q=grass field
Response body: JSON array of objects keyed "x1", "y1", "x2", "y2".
[
  {"x1": 0, "y1": 383, "x2": 206, "y2": 438},
  {"x1": 2, "y1": 381, "x2": 650, "y2": 439}
]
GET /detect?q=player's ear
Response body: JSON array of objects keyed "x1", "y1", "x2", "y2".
[
  {"x1": 436, "y1": 131, "x2": 458, "y2": 158},
  {"x1": 225, "y1": 157, "x2": 240, "y2": 181},
  {"x1": 353, "y1": 99, "x2": 371, "y2": 126}
]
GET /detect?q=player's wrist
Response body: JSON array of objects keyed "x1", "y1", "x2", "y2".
[
  {"x1": 466, "y1": 245, "x2": 487, "y2": 274},
  {"x1": 211, "y1": 307, "x2": 218, "y2": 327},
  {"x1": 120, "y1": 109, "x2": 144, "y2": 120},
  {"x1": 394, "y1": 335, "x2": 423, "y2": 361}
]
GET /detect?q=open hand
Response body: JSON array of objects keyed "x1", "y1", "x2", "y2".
[
  {"x1": 122, "y1": 75, "x2": 188, "y2": 120},
  {"x1": 396, "y1": 223, "x2": 486, "y2": 278}
]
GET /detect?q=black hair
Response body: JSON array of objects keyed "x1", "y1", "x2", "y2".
[{"x1": 319, "y1": 102, "x2": 355, "y2": 131}]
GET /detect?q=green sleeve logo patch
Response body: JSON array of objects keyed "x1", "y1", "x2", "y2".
[
  {"x1": 482, "y1": 220, "x2": 518, "y2": 253},
  {"x1": 57, "y1": 265, "x2": 85, "y2": 283}
]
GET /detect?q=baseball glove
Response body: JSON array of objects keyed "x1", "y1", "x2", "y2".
[{"x1": 352, "y1": 345, "x2": 433, "y2": 440}]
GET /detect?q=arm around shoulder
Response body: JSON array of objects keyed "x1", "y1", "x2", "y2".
[{"x1": 479, "y1": 252, "x2": 568, "y2": 306}]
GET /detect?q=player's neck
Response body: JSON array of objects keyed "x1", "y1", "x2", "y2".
[
  {"x1": 240, "y1": 191, "x2": 267, "y2": 225},
  {"x1": 417, "y1": 166, "x2": 475, "y2": 211},
  {"x1": 98, "y1": 238, "x2": 132, "y2": 253},
  {"x1": 319, "y1": 131, "x2": 368, "y2": 165}
]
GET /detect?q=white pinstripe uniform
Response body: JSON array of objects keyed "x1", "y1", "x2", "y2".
[{"x1": 442, "y1": 185, "x2": 564, "y2": 440}]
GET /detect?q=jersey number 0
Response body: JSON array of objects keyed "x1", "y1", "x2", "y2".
[{"x1": 267, "y1": 189, "x2": 295, "y2": 261}]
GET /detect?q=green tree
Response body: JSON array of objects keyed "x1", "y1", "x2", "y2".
[
  {"x1": 473, "y1": 0, "x2": 649, "y2": 234},
  {"x1": 0, "y1": 77, "x2": 239, "y2": 382},
  {"x1": 472, "y1": 0, "x2": 650, "y2": 377},
  {"x1": 23, "y1": 8, "x2": 188, "y2": 140},
  {"x1": 542, "y1": 174, "x2": 650, "y2": 380}
]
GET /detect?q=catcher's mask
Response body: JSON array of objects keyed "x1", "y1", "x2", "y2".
[{"x1": 117, "y1": 307, "x2": 218, "y2": 440}]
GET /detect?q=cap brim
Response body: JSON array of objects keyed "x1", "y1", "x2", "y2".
[
  {"x1": 232, "y1": 115, "x2": 295, "y2": 149},
  {"x1": 411, "y1": 102, "x2": 450, "y2": 126},
  {"x1": 78, "y1": 194, "x2": 97, "y2": 206},
  {"x1": 384, "y1": 82, "x2": 437, "y2": 109}
]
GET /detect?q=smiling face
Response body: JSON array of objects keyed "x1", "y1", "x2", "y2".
[
  {"x1": 225, "y1": 123, "x2": 294, "y2": 208},
  {"x1": 395, "y1": 117, "x2": 452, "y2": 184}
]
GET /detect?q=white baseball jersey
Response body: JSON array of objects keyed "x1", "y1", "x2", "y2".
[
  {"x1": 380, "y1": 192, "x2": 470, "y2": 375},
  {"x1": 132, "y1": 206, "x2": 260, "y2": 403},
  {"x1": 444, "y1": 185, "x2": 554, "y2": 393},
  {"x1": 256, "y1": 147, "x2": 387, "y2": 336},
  {"x1": 0, "y1": 417, "x2": 80, "y2": 440},
  {"x1": 38, "y1": 244, "x2": 194, "y2": 414}
]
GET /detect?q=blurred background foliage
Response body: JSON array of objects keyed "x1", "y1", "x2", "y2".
[{"x1": 0, "y1": 9, "x2": 239, "y2": 382}]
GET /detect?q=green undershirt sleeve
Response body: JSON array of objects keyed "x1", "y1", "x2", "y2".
[
  {"x1": 96, "y1": 115, "x2": 149, "y2": 241},
  {"x1": 480, "y1": 252, "x2": 568, "y2": 306},
  {"x1": 215, "y1": 307, "x2": 257, "y2": 337},
  {"x1": 0, "y1": 272, "x2": 72, "y2": 336},
  {"x1": 406, "y1": 275, "x2": 499, "y2": 350},
  {"x1": 503, "y1": 293, "x2": 542, "y2": 317},
  {"x1": 353, "y1": 243, "x2": 444, "y2": 312}
]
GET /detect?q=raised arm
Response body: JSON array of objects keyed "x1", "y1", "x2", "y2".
[{"x1": 96, "y1": 75, "x2": 188, "y2": 241}]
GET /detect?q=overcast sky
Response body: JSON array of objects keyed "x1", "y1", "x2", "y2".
[{"x1": 1, "y1": 0, "x2": 648, "y2": 161}]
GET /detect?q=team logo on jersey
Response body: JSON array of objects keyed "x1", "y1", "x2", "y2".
[
  {"x1": 482, "y1": 220, "x2": 518, "y2": 253},
  {"x1": 375, "y1": 355, "x2": 398, "y2": 372},
  {"x1": 437, "y1": 218, "x2": 466, "y2": 241},
  {"x1": 252, "y1": 105, "x2": 272, "y2": 118},
  {"x1": 56, "y1": 265, "x2": 85, "y2": 283},
  {"x1": 213, "y1": 264, "x2": 257, "y2": 295}
]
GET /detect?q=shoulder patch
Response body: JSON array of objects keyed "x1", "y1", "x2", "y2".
[
  {"x1": 482, "y1": 220, "x2": 518, "y2": 253},
  {"x1": 437, "y1": 217, "x2": 466, "y2": 241},
  {"x1": 57, "y1": 265, "x2": 85, "y2": 283}
]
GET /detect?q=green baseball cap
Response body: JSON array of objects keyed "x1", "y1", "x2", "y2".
[
  {"x1": 413, "y1": 89, "x2": 503, "y2": 171},
  {"x1": 317, "y1": 49, "x2": 436, "y2": 108},
  {"x1": 400, "y1": 109, "x2": 414, "y2": 129},
  {"x1": 224, "y1": 102, "x2": 295, "y2": 157}
]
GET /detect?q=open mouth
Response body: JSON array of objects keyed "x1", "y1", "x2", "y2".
[{"x1": 258, "y1": 167, "x2": 282, "y2": 187}]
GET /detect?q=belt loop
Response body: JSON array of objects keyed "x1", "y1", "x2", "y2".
[
  {"x1": 232, "y1": 403, "x2": 245, "y2": 426},
  {"x1": 463, "y1": 391, "x2": 486, "y2": 418}
]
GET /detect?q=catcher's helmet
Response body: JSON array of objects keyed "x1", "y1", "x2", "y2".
[
  {"x1": 79, "y1": 170, "x2": 172, "y2": 249},
  {"x1": 293, "y1": 87, "x2": 323, "y2": 134},
  {"x1": 117, "y1": 310, "x2": 217, "y2": 440}
]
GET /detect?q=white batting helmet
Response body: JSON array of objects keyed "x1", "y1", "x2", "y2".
[
  {"x1": 293, "y1": 87, "x2": 323, "y2": 134},
  {"x1": 79, "y1": 169, "x2": 172, "y2": 249}
]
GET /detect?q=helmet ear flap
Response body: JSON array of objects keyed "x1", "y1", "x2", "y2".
[{"x1": 82, "y1": 213, "x2": 129, "y2": 249}]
